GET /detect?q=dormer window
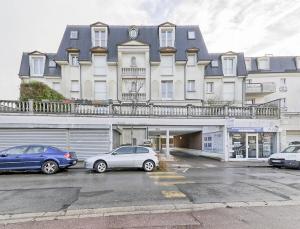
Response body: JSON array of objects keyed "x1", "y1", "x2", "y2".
[
  {"x1": 70, "y1": 30, "x2": 78, "y2": 39},
  {"x1": 92, "y1": 28, "x2": 107, "y2": 48},
  {"x1": 29, "y1": 56, "x2": 45, "y2": 77},
  {"x1": 188, "y1": 31, "x2": 195, "y2": 39},
  {"x1": 160, "y1": 28, "x2": 174, "y2": 47},
  {"x1": 245, "y1": 57, "x2": 252, "y2": 71},
  {"x1": 257, "y1": 57, "x2": 270, "y2": 70},
  {"x1": 222, "y1": 55, "x2": 237, "y2": 76},
  {"x1": 69, "y1": 53, "x2": 79, "y2": 66},
  {"x1": 49, "y1": 60, "x2": 56, "y2": 68},
  {"x1": 211, "y1": 60, "x2": 218, "y2": 67}
]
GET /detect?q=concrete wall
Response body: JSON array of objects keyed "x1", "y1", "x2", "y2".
[{"x1": 173, "y1": 131, "x2": 202, "y2": 150}]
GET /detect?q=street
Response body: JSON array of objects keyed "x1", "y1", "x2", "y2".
[{"x1": 1, "y1": 151, "x2": 300, "y2": 227}]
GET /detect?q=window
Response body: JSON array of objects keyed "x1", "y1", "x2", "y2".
[
  {"x1": 187, "y1": 54, "x2": 196, "y2": 66},
  {"x1": 93, "y1": 55, "x2": 107, "y2": 75},
  {"x1": 135, "y1": 147, "x2": 149, "y2": 154},
  {"x1": 26, "y1": 146, "x2": 45, "y2": 154},
  {"x1": 161, "y1": 80, "x2": 173, "y2": 100},
  {"x1": 49, "y1": 60, "x2": 56, "y2": 68},
  {"x1": 279, "y1": 78, "x2": 287, "y2": 92},
  {"x1": 52, "y1": 82, "x2": 61, "y2": 92},
  {"x1": 206, "y1": 82, "x2": 214, "y2": 93},
  {"x1": 187, "y1": 80, "x2": 196, "y2": 92},
  {"x1": 296, "y1": 57, "x2": 300, "y2": 69},
  {"x1": 161, "y1": 29, "x2": 173, "y2": 47},
  {"x1": 282, "y1": 146, "x2": 300, "y2": 153},
  {"x1": 222, "y1": 57, "x2": 235, "y2": 76},
  {"x1": 131, "y1": 56, "x2": 137, "y2": 67},
  {"x1": 161, "y1": 55, "x2": 173, "y2": 75},
  {"x1": 223, "y1": 82, "x2": 235, "y2": 101},
  {"x1": 114, "y1": 147, "x2": 135, "y2": 154},
  {"x1": 5, "y1": 146, "x2": 28, "y2": 155},
  {"x1": 204, "y1": 136, "x2": 213, "y2": 150},
  {"x1": 245, "y1": 58, "x2": 252, "y2": 71},
  {"x1": 258, "y1": 58, "x2": 269, "y2": 70},
  {"x1": 211, "y1": 60, "x2": 218, "y2": 67},
  {"x1": 71, "y1": 80, "x2": 80, "y2": 92},
  {"x1": 30, "y1": 56, "x2": 45, "y2": 76},
  {"x1": 69, "y1": 54, "x2": 79, "y2": 66},
  {"x1": 188, "y1": 31, "x2": 195, "y2": 39},
  {"x1": 94, "y1": 81, "x2": 107, "y2": 100},
  {"x1": 94, "y1": 30, "x2": 106, "y2": 47},
  {"x1": 70, "y1": 30, "x2": 78, "y2": 39}
]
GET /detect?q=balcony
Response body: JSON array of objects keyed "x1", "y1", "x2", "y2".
[
  {"x1": 121, "y1": 68, "x2": 146, "y2": 77},
  {"x1": 0, "y1": 100, "x2": 280, "y2": 119},
  {"x1": 122, "y1": 93, "x2": 146, "y2": 101},
  {"x1": 246, "y1": 82, "x2": 276, "y2": 94}
]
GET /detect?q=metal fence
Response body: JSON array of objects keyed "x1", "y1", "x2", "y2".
[{"x1": 0, "y1": 100, "x2": 280, "y2": 119}]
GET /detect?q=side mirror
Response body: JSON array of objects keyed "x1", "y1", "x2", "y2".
[{"x1": 111, "y1": 152, "x2": 117, "y2": 155}]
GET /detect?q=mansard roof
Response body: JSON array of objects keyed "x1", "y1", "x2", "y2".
[
  {"x1": 247, "y1": 56, "x2": 300, "y2": 73},
  {"x1": 205, "y1": 52, "x2": 247, "y2": 77},
  {"x1": 19, "y1": 52, "x2": 61, "y2": 77},
  {"x1": 55, "y1": 24, "x2": 210, "y2": 62}
]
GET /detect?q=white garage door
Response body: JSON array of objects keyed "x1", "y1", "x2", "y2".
[
  {"x1": 286, "y1": 131, "x2": 300, "y2": 145},
  {"x1": 0, "y1": 129, "x2": 68, "y2": 152}
]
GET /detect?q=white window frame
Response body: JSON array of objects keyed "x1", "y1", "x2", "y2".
[
  {"x1": 71, "y1": 80, "x2": 80, "y2": 92},
  {"x1": 94, "y1": 81, "x2": 107, "y2": 100},
  {"x1": 48, "y1": 60, "x2": 56, "y2": 68},
  {"x1": 69, "y1": 53, "x2": 79, "y2": 66},
  {"x1": 222, "y1": 55, "x2": 237, "y2": 76},
  {"x1": 257, "y1": 57, "x2": 270, "y2": 70},
  {"x1": 70, "y1": 30, "x2": 78, "y2": 39},
  {"x1": 93, "y1": 55, "x2": 107, "y2": 76},
  {"x1": 187, "y1": 80, "x2": 196, "y2": 92},
  {"x1": 161, "y1": 80, "x2": 173, "y2": 100},
  {"x1": 296, "y1": 57, "x2": 300, "y2": 69},
  {"x1": 161, "y1": 55, "x2": 174, "y2": 76},
  {"x1": 223, "y1": 82, "x2": 235, "y2": 101},
  {"x1": 245, "y1": 57, "x2": 252, "y2": 71},
  {"x1": 279, "y1": 78, "x2": 287, "y2": 92},
  {"x1": 52, "y1": 82, "x2": 61, "y2": 92},
  {"x1": 187, "y1": 54, "x2": 196, "y2": 66},
  {"x1": 159, "y1": 27, "x2": 175, "y2": 47},
  {"x1": 188, "y1": 31, "x2": 195, "y2": 39},
  {"x1": 206, "y1": 82, "x2": 214, "y2": 94},
  {"x1": 211, "y1": 60, "x2": 218, "y2": 67},
  {"x1": 204, "y1": 136, "x2": 213, "y2": 150},
  {"x1": 92, "y1": 27, "x2": 107, "y2": 48},
  {"x1": 29, "y1": 56, "x2": 46, "y2": 77}
]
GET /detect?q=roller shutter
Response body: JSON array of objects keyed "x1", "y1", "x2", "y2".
[
  {"x1": 0, "y1": 129, "x2": 68, "y2": 151},
  {"x1": 69, "y1": 129, "x2": 110, "y2": 160}
]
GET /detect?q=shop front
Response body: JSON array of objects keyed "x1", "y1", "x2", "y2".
[{"x1": 228, "y1": 127, "x2": 277, "y2": 160}]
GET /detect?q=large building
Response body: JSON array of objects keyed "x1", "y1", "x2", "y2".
[{"x1": 8, "y1": 21, "x2": 299, "y2": 161}]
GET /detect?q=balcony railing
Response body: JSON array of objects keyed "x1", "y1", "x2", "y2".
[
  {"x1": 122, "y1": 93, "x2": 146, "y2": 101},
  {"x1": 246, "y1": 82, "x2": 276, "y2": 94},
  {"x1": 121, "y1": 68, "x2": 146, "y2": 76},
  {"x1": 0, "y1": 100, "x2": 280, "y2": 119}
]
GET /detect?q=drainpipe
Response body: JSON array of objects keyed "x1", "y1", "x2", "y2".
[
  {"x1": 79, "y1": 63, "x2": 82, "y2": 99},
  {"x1": 147, "y1": 59, "x2": 151, "y2": 104},
  {"x1": 184, "y1": 61, "x2": 187, "y2": 100},
  {"x1": 117, "y1": 61, "x2": 120, "y2": 103}
]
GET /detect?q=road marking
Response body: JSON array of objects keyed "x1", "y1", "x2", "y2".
[
  {"x1": 147, "y1": 172, "x2": 177, "y2": 175},
  {"x1": 203, "y1": 163, "x2": 217, "y2": 168},
  {"x1": 154, "y1": 181, "x2": 195, "y2": 187},
  {"x1": 161, "y1": 190, "x2": 186, "y2": 198},
  {"x1": 149, "y1": 175, "x2": 186, "y2": 180}
]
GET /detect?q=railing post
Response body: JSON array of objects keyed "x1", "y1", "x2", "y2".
[
  {"x1": 187, "y1": 104, "x2": 192, "y2": 117},
  {"x1": 149, "y1": 103, "x2": 153, "y2": 117},
  {"x1": 28, "y1": 99, "x2": 34, "y2": 114},
  {"x1": 224, "y1": 105, "x2": 229, "y2": 118},
  {"x1": 109, "y1": 103, "x2": 113, "y2": 117},
  {"x1": 251, "y1": 106, "x2": 256, "y2": 119},
  {"x1": 71, "y1": 102, "x2": 75, "y2": 114}
]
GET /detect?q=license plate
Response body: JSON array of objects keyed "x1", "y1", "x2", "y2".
[{"x1": 272, "y1": 159, "x2": 281, "y2": 163}]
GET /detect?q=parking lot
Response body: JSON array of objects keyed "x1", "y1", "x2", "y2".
[{"x1": 1, "y1": 151, "x2": 300, "y2": 215}]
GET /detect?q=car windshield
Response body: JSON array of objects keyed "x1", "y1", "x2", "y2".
[{"x1": 282, "y1": 146, "x2": 300, "y2": 153}]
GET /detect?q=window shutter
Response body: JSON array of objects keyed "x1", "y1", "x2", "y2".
[{"x1": 94, "y1": 56, "x2": 107, "y2": 75}]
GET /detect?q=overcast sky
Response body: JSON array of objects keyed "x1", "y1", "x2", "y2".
[{"x1": 1, "y1": 0, "x2": 300, "y2": 99}]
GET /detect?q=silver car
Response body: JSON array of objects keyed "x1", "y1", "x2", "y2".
[{"x1": 84, "y1": 146, "x2": 159, "y2": 173}]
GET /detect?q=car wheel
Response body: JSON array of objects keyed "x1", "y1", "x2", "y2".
[
  {"x1": 42, "y1": 160, "x2": 59, "y2": 175},
  {"x1": 94, "y1": 160, "x2": 107, "y2": 173},
  {"x1": 143, "y1": 160, "x2": 155, "y2": 172}
]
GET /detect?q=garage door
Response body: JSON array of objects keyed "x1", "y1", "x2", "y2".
[
  {"x1": 0, "y1": 128, "x2": 110, "y2": 160},
  {"x1": 0, "y1": 129, "x2": 68, "y2": 152},
  {"x1": 69, "y1": 129, "x2": 110, "y2": 160},
  {"x1": 286, "y1": 131, "x2": 300, "y2": 145}
]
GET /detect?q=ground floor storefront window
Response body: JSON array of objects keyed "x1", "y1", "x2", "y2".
[{"x1": 230, "y1": 132, "x2": 276, "y2": 159}]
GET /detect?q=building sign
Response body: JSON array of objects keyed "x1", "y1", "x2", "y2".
[{"x1": 228, "y1": 127, "x2": 263, "y2": 133}]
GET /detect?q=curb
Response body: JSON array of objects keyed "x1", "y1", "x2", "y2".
[{"x1": 1, "y1": 200, "x2": 300, "y2": 225}]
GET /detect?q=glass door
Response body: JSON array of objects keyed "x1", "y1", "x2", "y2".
[{"x1": 246, "y1": 134, "x2": 258, "y2": 159}]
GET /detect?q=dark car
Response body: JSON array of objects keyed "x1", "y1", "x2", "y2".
[{"x1": 0, "y1": 145, "x2": 77, "y2": 174}]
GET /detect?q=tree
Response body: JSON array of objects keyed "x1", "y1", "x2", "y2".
[{"x1": 20, "y1": 81, "x2": 65, "y2": 101}]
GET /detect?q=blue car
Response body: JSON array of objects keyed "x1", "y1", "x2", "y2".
[{"x1": 0, "y1": 145, "x2": 77, "y2": 174}]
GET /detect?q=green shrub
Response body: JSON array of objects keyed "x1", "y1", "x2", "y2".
[{"x1": 20, "y1": 81, "x2": 65, "y2": 101}]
